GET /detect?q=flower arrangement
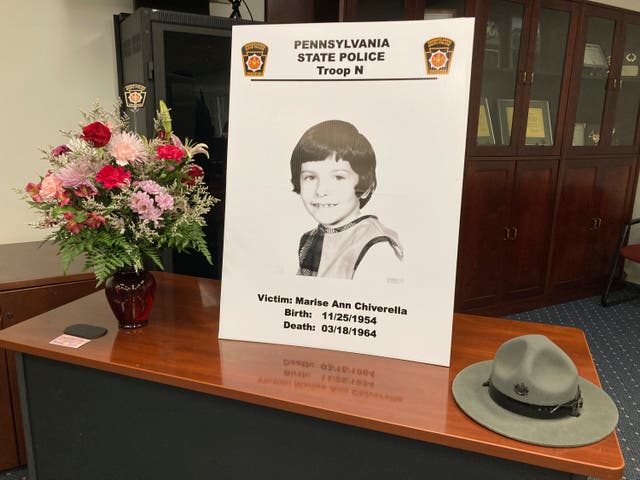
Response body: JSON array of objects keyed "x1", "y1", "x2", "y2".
[{"x1": 22, "y1": 101, "x2": 216, "y2": 284}]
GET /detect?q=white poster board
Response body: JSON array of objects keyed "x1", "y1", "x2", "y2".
[{"x1": 219, "y1": 19, "x2": 474, "y2": 366}]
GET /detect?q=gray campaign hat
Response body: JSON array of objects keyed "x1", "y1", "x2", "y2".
[{"x1": 452, "y1": 334, "x2": 618, "y2": 447}]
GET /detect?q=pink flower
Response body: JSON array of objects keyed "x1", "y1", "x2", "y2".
[
  {"x1": 140, "y1": 206, "x2": 163, "y2": 226},
  {"x1": 56, "y1": 159, "x2": 97, "y2": 189},
  {"x1": 52, "y1": 145, "x2": 71, "y2": 157},
  {"x1": 65, "y1": 220, "x2": 84, "y2": 234},
  {"x1": 25, "y1": 182, "x2": 42, "y2": 203},
  {"x1": 156, "y1": 145, "x2": 184, "y2": 162},
  {"x1": 73, "y1": 184, "x2": 98, "y2": 198},
  {"x1": 107, "y1": 132, "x2": 148, "y2": 166},
  {"x1": 130, "y1": 191, "x2": 154, "y2": 214},
  {"x1": 56, "y1": 191, "x2": 72, "y2": 206},
  {"x1": 39, "y1": 174, "x2": 64, "y2": 201},
  {"x1": 95, "y1": 165, "x2": 130, "y2": 189},
  {"x1": 155, "y1": 192, "x2": 174, "y2": 211},
  {"x1": 86, "y1": 213, "x2": 106, "y2": 230},
  {"x1": 138, "y1": 180, "x2": 163, "y2": 195}
]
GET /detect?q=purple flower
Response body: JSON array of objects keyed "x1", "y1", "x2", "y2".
[
  {"x1": 138, "y1": 180, "x2": 164, "y2": 195},
  {"x1": 155, "y1": 193, "x2": 174, "y2": 211},
  {"x1": 52, "y1": 145, "x2": 71, "y2": 157},
  {"x1": 140, "y1": 206, "x2": 163, "y2": 226},
  {"x1": 55, "y1": 158, "x2": 98, "y2": 188},
  {"x1": 129, "y1": 191, "x2": 154, "y2": 214}
]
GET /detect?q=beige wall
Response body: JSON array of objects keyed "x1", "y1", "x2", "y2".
[
  {"x1": 593, "y1": 0, "x2": 640, "y2": 10},
  {"x1": 0, "y1": 0, "x2": 132, "y2": 244},
  {"x1": 0, "y1": 0, "x2": 263, "y2": 245}
]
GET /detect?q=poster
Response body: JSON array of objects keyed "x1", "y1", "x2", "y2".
[{"x1": 219, "y1": 19, "x2": 474, "y2": 365}]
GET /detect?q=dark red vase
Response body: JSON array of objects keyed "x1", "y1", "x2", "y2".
[{"x1": 104, "y1": 270, "x2": 156, "y2": 328}]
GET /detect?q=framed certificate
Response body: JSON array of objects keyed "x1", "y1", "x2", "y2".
[
  {"x1": 583, "y1": 43, "x2": 607, "y2": 68},
  {"x1": 573, "y1": 122, "x2": 586, "y2": 146},
  {"x1": 497, "y1": 99, "x2": 515, "y2": 145},
  {"x1": 477, "y1": 97, "x2": 495, "y2": 145},
  {"x1": 498, "y1": 99, "x2": 553, "y2": 146},
  {"x1": 524, "y1": 100, "x2": 553, "y2": 146}
]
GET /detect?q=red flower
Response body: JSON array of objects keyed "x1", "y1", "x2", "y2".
[
  {"x1": 183, "y1": 165, "x2": 204, "y2": 186},
  {"x1": 156, "y1": 145, "x2": 184, "y2": 162},
  {"x1": 65, "y1": 220, "x2": 84, "y2": 234},
  {"x1": 86, "y1": 213, "x2": 106, "y2": 230},
  {"x1": 95, "y1": 165, "x2": 131, "y2": 189},
  {"x1": 81, "y1": 122, "x2": 111, "y2": 147},
  {"x1": 56, "y1": 190, "x2": 72, "y2": 206},
  {"x1": 25, "y1": 182, "x2": 42, "y2": 203},
  {"x1": 73, "y1": 184, "x2": 98, "y2": 198},
  {"x1": 63, "y1": 212, "x2": 85, "y2": 233}
]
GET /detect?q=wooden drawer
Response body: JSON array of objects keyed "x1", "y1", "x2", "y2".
[{"x1": 0, "y1": 279, "x2": 99, "y2": 467}]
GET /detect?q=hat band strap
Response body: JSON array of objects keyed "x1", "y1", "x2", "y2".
[{"x1": 484, "y1": 380, "x2": 583, "y2": 419}]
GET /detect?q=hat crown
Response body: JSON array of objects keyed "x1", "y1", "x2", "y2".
[{"x1": 490, "y1": 335, "x2": 579, "y2": 406}]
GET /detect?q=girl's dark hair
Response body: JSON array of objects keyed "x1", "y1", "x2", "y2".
[{"x1": 290, "y1": 120, "x2": 377, "y2": 208}]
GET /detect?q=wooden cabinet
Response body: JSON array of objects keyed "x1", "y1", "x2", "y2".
[
  {"x1": 549, "y1": 156, "x2": 638, "y2": 298},
  {"x1": 0, "y1": 242, "x2": 99, "y2": 470},
  {"x1": 457, "y1": 159, "x2": 557, "y2": 312},
  {"x1": 459, "y1": 0, "x2": 640, "y2": 313}
]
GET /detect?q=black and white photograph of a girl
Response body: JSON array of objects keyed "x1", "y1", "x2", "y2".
[{"x1": 290, "y1": 120, "x2": 403, "y2": 280}]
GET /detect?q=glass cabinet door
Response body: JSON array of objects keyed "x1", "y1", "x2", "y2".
[
  {"x1": 474, "y1": 0, "x2": 529, "y2": 151},
  {"x1": 612, "y1": 20, "x2": 640, "y2": 147},
  {"x1": 572, "y1": 11, "x2": 616, "y2": 149},
  {"x1": 521, "y1": 0, "x2": 575, "y2": 153},
  {"x1": 469, "y1": 0, "x2": 576, "y2": 156}
]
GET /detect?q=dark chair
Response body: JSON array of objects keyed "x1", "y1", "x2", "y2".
[{"x1": 601, "y1": 217, "x2": 640, "y2": 306}]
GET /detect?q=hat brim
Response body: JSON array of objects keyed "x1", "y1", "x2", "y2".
[{"x1": 452, "y1": 360, "x2": 619, "y2": 447}]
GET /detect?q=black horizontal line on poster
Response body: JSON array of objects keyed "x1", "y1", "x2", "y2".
[{"x1": 251, "y1": 77, "x2": 438, "y2": 82}]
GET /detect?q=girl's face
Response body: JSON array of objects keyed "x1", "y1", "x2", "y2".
[{"x1": 299, "y1": 153, "x2": 361, "y2": 228}]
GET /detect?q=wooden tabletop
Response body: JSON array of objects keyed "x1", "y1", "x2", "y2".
[
  {"x1": 0, "y1": 272, "x2": 624, "y2": 479},
  {"x1": 0, "y1": 241, "x2": 94, "y2": 291}
]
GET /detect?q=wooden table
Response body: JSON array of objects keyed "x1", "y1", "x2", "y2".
[
  {"x1": 0, "y1": 241, "x2": 98, "y2": 470},
  {"x1": 0, "y1": 272, "x2": 624, "y2": 480}
]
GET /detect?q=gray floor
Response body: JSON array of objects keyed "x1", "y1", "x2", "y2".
[{"x1": 1, "y1": 290, "x2": 638, "y2": 480}]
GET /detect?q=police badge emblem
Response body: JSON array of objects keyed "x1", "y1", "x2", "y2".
[
  {"x1": 424, "y1": 37, "x2": 455, "y2": 75},
  {"x1": 242, "y1": 42, "x2": 269, "y2": 77},
  {"x1": 123, "y1": 84, "x2": 147, "y2": 111}
]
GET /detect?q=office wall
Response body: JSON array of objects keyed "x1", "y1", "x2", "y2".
[
  {"x1": 0, "y1": 0, "x2": 263, "y2": 245},
  {"x1": 594, "y1": 0, "x2": 640, "y2": 10},
  {"x1": 0, "y1": 0, "x2": 132, "y2": 244}
]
